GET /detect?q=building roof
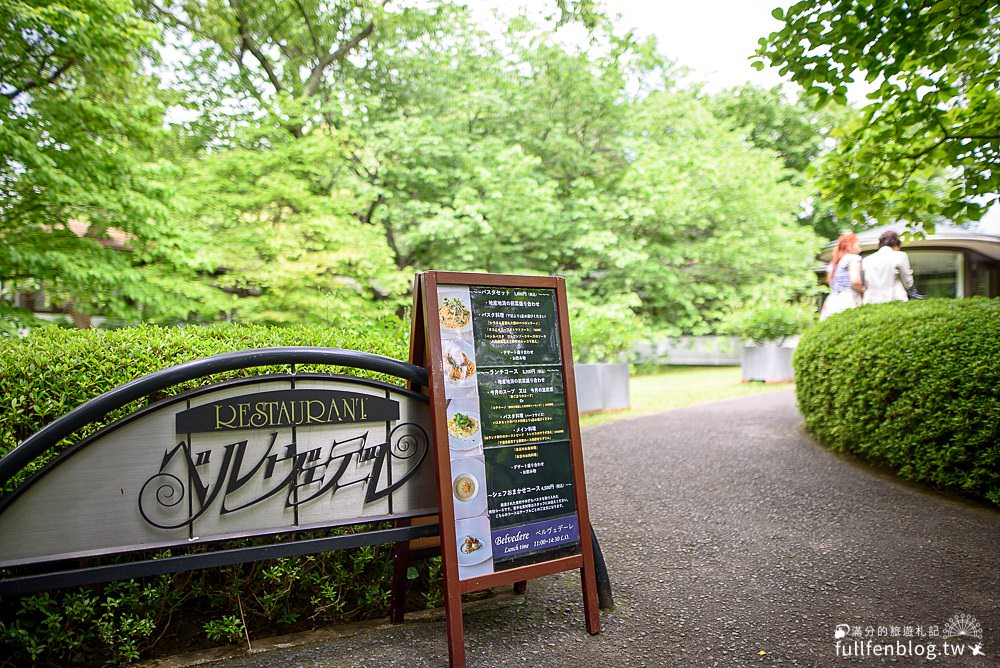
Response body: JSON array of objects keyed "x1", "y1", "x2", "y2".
[
  {"x1": 65, "y1": 220, "x2": 134, "y2": 251},
  {"x1": 819, "y1": 222, "x2": 1000, "y2": 262}
]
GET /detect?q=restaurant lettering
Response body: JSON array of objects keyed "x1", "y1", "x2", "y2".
[
  {"x1": 139, "y1": 423, "x2": 428, "y2": 530},
  {"x1": 176, "y1": 389, "x2": 399, "y2": 433},
  {"x1": 137, "y1": 390, "x2": 424, "y2": 531}
]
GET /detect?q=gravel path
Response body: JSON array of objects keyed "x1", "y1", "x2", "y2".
[{"x1": 171, "y1": 390, "x2": 1000, "y2": 667}]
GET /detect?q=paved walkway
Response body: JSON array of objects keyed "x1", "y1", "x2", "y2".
[{"x1": 160, "y1": 391, "x2": 1000, "y2": 667}]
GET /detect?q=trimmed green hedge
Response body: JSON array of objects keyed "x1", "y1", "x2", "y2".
[
  {"x1": 1, "y1": 321, "x2": 408, "y2": 487},
  {"x1": 794, "y1": 298, "x2": 1000, "y2": 506},
  {"x1": 0, "y1": 322, "x2": 443, "y2": 666}
]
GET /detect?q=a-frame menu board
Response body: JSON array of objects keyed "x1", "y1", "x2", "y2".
[{"x1": 411, "y1": 271, "x2": 600, "y2": 667}]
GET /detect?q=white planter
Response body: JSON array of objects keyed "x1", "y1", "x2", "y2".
[
  {"x1": 633, "y1": 335, "x2": 741, "y2": 366},
  {"x1": 574, "y1": 363, "x2": 630, "y2": 413},
  {"x1": 740, "y1": 340, "x2": 795, "y2": 382}
]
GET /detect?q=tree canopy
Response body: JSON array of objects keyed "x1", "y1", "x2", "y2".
[
  {"x1": 757, "y1": 0, "x2": 1000, "y2": 230},
  {"x1": 160, "y1": 4, "x2": 822, "y2": 336},
  {"x1": 708, "y1": 84, "x2": 854, "y2": 240},
  {"x1": 3, "y1": 0, "x2": 828, "y2": 345},
  {"x1": 0, "y1": 0, "x2": 220, "y2": 329}
]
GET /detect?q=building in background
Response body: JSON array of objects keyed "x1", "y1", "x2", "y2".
[{"x1": 0, "y1": 221, "x2": 133, "y2": 328}]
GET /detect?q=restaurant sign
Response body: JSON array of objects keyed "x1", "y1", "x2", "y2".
[{"x1": 0, "y1": 375, "x2": 437, "y2": 567}]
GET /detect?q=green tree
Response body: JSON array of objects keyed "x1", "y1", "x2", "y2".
[
  {"x1": 709, "y1": 84, "x2": 855, "y2": 240},
  {"x1": 757, "y1": 0, "x2": 1000, "y2": 229},
  {"x1": 710, "y1": 85, "x2": 825, "y2": 174},
  {"x1": 157, "y1": 2, "x2": 822, "y2": 334},
  {"x1": 157, "y1": 2, "x2": 638, "y2": 322},
  {"x1": 153, "y1": 0, "x2": 461, "y2": 321},
  {"x1": 175, "y1": 127, "x2": 407, "y2": 324},
  {"x1": 613, "y1": 91, "x2": 822, "y2": 334},
  {"x1": 360, "y1": 17, "x2": 636, "y2": 272},
  {"x1": 370, "y1": 18, "x2": 823, "y2": 334},
  {"x1": 0, "y1": 0, "x2": 218, "y2": 330}
]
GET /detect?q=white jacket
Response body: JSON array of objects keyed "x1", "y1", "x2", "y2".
[{"x1": 862, "y1": 246, "x2": 914, "y2": 304}]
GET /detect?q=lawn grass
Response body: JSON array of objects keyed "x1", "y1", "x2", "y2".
[{"x1": 579, "y1": 366, "x2": 791, "y2": 428}]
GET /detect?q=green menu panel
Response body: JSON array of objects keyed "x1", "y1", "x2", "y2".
[
  {"x1": 484, "y1": 441, "x2": 577, "y2": 530},
  {"x1": 476, "y1": 366, "x2": 568, "y2": 448},
  {"x1": 470, "y1": 287, "x2": 562, "y2": 367},
  {"x1": 437, "y1": 282, "x2": 580, "y2": 580}
]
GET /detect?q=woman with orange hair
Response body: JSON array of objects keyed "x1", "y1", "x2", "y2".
[{"x1": 820, "y1": 232, "x2": 864, "y2": 320}]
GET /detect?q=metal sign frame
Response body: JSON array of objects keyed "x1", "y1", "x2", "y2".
[{"x1": 0, "y1": 347, "x2": 439, "y2": 597}]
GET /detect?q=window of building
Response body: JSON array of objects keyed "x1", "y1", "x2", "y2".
[
  {"x1": 909, "y1": 251, "x2": 963, "y2": 298},
  {"x1": 970, "y1": 259, "x2": 998, "y2": 297}
]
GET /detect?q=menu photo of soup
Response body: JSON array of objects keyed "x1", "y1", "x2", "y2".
[{"x1": 450, "y1": 455, "x2": 487, "y2": 520}]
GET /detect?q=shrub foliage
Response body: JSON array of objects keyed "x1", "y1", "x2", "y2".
[
  {"x1": 0, "y1": 322, "x2": 443, "y2": 666},
  {"x1": 0, "y1": 321, "x2": 408, "y2": 483},
  {"x1": 794, "y1": 299, "x2": 1000, "y2": 506}
]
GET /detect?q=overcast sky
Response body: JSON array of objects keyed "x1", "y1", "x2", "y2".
[{"x1": 610, "y1": 0, "x2": 788, "y2": 92}]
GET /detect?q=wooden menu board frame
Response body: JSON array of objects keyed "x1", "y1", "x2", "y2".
[{"x1": 410, "y1": 271, "x2": 601, "y2": 668}]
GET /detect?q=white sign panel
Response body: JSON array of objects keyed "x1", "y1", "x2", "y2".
[{"x1": 0, "y1": 376, "x2": 437, "y2": 567}]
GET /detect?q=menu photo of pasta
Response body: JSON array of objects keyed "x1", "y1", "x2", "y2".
[
  {"x1": 446, "y1": 397, "x2": 483, "y2": 455},
  {"x1": 437, "y1": 286, "x2": 478, "y2": 400}
]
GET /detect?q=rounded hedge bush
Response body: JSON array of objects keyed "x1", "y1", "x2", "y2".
[
  {"x1": 0, "y1": 321, "x2": 445, "y2": 666},
  {"x1": 794, "y1": 298, "x2": 1000, "y2": 506}
]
